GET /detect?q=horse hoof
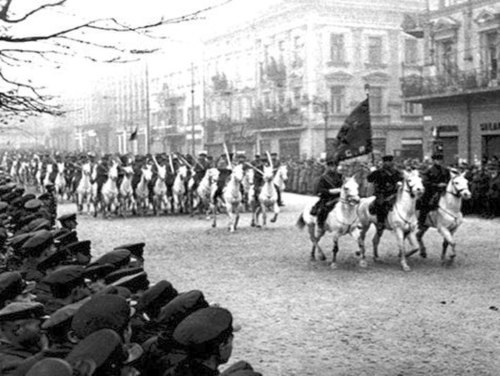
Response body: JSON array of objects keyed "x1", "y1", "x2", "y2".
[
  {"x1": 330, "y1": 263, "x2": 337, "y2": 270},
  {"x1": 250, "y1": 221, "x2": 255, "y2": 227},
  {"x1": 309, "y1": 256, "x2": 316, "y2": 262},
  {"x1": 318, "y1": 255, "x2": 326, "y2": 262},
  {"x1": 402, "y1": 265, "x2": 411, "y2": 272},
  {"x1": 212, "y1": 223, "x2": 216, "y2": 228},
  {"x1": 355, "y1": 251, "x2": 361, "y2": 257},
  {"x1": 270, "y1": 218, "x2": 276, "y2": 223},
  {"x1": 359, "y1": 260, "x2": 368, "y2": 268}
]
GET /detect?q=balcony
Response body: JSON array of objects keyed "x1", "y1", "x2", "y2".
[{"x1": 402, "y1": 66, "x2": 500, "y2": 100}]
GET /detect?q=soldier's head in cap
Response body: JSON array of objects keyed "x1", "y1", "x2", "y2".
[
  {"x1": 65, "y1": 240, "x2": 92, "y2": 265},
  {"x1": 43, "y1": 266, "x2": 90, "y2": 303},
  {"x1": 71, "y1": 295, "x2": 132, "y2": 341},
  {"x1": 53, "y1": 230, "x2": 79, "y2": 250},
  {"x1": 111, "y1": 271, "x2": 149, "y2": 294},
  {"x1": 83, "y1": 264, "x2": 116, "y2": 294},
  {"x1": 136, "y1": 280, "x2": 178, "y2": 320},
  {"x1": 22, "y1": 229, "x2": 55, "y2": 263},
  {"x1": 382, "y1": 154, "x2": 394, "y2": 166},
  {"x1": 66, "y1": 329, "x2": 140, "y2": 376},
  {"x1": 26, "y1": 358, "x2": 73, "y2": 376},
  {"x1": 92, "y1": 249, "x2": 131, "y2": 270},
  {"x1": 173, "y1": 307, "x2": 237, "y2": 368},
  {"x1": 0, "y1": 302, "x2": 45, "y2": 352},
  {"x1": 58, "y1": 213, "x2": 78, "y2": 230},
  {"x1": 24, "y1": 199, "x2": 42, "y2": 213},
  {"x1": 431, "y1": 152, "x2": 444, "y2": 165},
  {"x1": 113, "y1": 242, "x2": 145, "y2": 267},
  {"x1": 0, "y1": 272, "x2": 35, "y2": 308}
]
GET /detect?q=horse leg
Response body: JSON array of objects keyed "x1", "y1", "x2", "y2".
[
  {"x1": 405, "y1": 230, "x2": 421, "y2": 258},
  {"x1": 416, "y1": 226, "x2": 429, "y2": 258},
  {"x1": 270, "y1": 203, "x2": 279, "y2": 223},
  {"x1": 234, "y1": 209, "x2": 240, "y2": 230},
  {"x1": 313, "y1": 225, "x2": 326, "y2": 261},
  {"x1": 307, "y1": 224, "x2": 317, "y2": 261},
  {"x1": 395, "y1": 228, "x2": 411, "y2": 272},
  {"x1": 330, "y1": 234, "x2": 340, "y2": 269},
  {"x1": 211, "y1": 203, "x2": 217, "y2": 228},
  {"x1": 438, "y1": 226, "x2": 456, "y2": 266},
  {"x1": 372, "y1": 226, "x2": 384, "y2": 261}
]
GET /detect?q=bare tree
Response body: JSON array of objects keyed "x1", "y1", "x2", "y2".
[{"x1": 0, "y1": 0, "x2": 231, "y2": 116}]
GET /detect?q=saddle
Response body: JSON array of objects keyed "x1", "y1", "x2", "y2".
[{"x1": 369, "y1": 194, "x2": 397, "y2": 215}]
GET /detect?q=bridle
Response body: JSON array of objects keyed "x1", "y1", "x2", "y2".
[{"x1": 446, "y1": 176, "x2": 467, "y2": 198}]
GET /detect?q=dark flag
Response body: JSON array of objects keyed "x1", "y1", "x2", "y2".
[
  {"x1": 333, "y1": 98, "x2": 372, "y2": 161},
  {"x1": 129, "y1": 127, "x2": 138, "y2": 141}
]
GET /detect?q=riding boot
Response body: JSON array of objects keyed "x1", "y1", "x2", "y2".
[
  {"x1": 418, "y1": 208, "x2": 428, "y2": 229},
  {"x1": 376, "y1": 213, "x2": 385, "y2": 232},
  {"x1": 317, "y1": 207, "x2": 328, "y2": 231}
]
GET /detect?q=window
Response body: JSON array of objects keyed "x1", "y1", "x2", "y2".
[
  {"x1": 486, "y1": 31, "x2": 498, "y2": 80},
  {"x1": 369, "y1": 87, "x2": 383, "y2": 114},
  {"x1": 293, "y1": 87, "x2": 302, "y2": 105},
  {"x1": 264, "y1": 92, "x2": 271, "y2": 109},
  {"x1": 372, "y1": 138, "x2": 386, "y2": 155},
  {"x1": 330, "y1": 34, "x2": 345, "y2": 64},
  {"x1": 330, "y1": 86, "x2": 345, "y2": 114},
  {"x1": 437, "y1": 40, "x2": 456, "y2": 75},
  {"x1": 368, "y1": 36, "x2": 383, "y2": 64},
  {"x1": 404, "y1": 39, "x2": 418, "y2": 65},
  {"x1": 403, "y1": 102, "x2": 421, "y2": 115},
  {"x1": 177, "y1": 109, "x2": 183, "y2": 125},
  {"x1": 293, "y1": 35, "x2": 303, "y2": 67},
  {"x1": 278, "y1": 40, "x2": 285, "y2": 64}
]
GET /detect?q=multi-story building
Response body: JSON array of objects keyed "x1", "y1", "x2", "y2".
[
  {"x1": 202, "y1": 0, "x2": 426, "y2": 160},
  {"x1": 402, "y1": 0, "x2": 500, "y2": 165}
]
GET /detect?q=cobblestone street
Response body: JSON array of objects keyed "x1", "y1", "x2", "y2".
[{"x1": 59, "y1": 193, "x2": 500, "y2": 376}]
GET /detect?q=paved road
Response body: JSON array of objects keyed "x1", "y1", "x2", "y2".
[{"x1": 59, "y1": 193, "x2": 500, "y2": 376}]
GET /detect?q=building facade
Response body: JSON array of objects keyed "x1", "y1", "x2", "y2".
[
  {"x1": 402, "y1": 0, "x2": 500, "y2": 165},
  {"x1": 202, "y1": 0, "x2": 426, "y2": 160}
]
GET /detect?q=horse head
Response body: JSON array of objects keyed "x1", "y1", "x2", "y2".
[
  {"x1": 342, "y1": 176, "x2": 360, "y2": 205},
  {"x1": 82, "y1": 162, "x2": 91, "y2": 176},
  {"x1": 57, "y1": 162, "x2": 65, "y2": 174},
  {"x1": 245, "y1": 168, "x2": 255, "y2": 185},
  {"x1": 278, "y1": 165, "x2": 288, "y2": 182},
  {"x1": 402, "y1": 170, "x2": 424, "y2": 199},
  {"x1": 108, "y1": 162, "x2": 119, "y2": 181},
  {"x1": 177, "y1": 165, "x2": 188, "y2": 181},
  {"x1": 262, "y1": 165, "x2": 274, "y2": 182},
  {"x1": 123, "y1": 166, "x2": 134, "y2": 176},
  {"x1": 232, "y1": 165, "x2": 245, "y2": 182},
  {"x1": 157, "y1": 164, "x2": 167, "y2": 180},
  {"x1": 208, "y1": 168, "x2": 220, "y2": 184},
  {"x1": 448, "y1": 169, "x2": 471, "y2": 200},
  {"x1": 141, "y1": 165, "x2": 153, "y2": 182}
]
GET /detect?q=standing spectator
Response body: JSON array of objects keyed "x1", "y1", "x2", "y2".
[{"x1": 486, "y1": 162, "x2": 500, "y2": 218}]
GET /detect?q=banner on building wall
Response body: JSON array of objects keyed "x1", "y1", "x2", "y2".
[
  {"x1": 333, "y1": 97, "x2": 372, "y2": 162},
  {"x1": 129, "y1": 127, "x2": 138, "y2": 141}
]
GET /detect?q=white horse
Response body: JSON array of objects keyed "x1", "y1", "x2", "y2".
[
  {"x1": 195, "y1": 168, "x2": 220, "y2": 218},
  {"x1": 296, "y1": 177, "x2": 361, "y2": 268},
  {"x1": 152, "y1": 159, "x2": 170, "y2": 215},
  {"x1": 135, "y1": 165, "x2": 153, "y2": 216},
  {"x1": 273, "y1": 165, "x2": 288, "y2": 205},
  {"x1": 172, "y1": 165, "x2": 188, "y2": 214},
  {"x1": 99, "y1": 162, "x2": 119, "y2": 218},
  {"x1": 54, "y1": 162, "x2": 66, "y2": 201},
  {"x1": 118, "y1": 165, "x2": 136, "y2": 217},
  {"x1": 357, "y1": 170, "x2": 424, "y2": 271},
  {"x1": 212, "y1": 164, "x2": 244, "y2": 232},
  {"x1": 242, "y1": 167, "x2": 255, "y2": 211},
  {"x1": 43, "y1": 163, "x2": 53, "y2": 190},
  {"x1": 253, "y1": 165, "x2": 280, "y2": 227},
  {"x1": 415, "y1": 170, "x2": 471, "y2": 265},
  {"x1": 34, "y1": 158, "x2": 43, "y2": 192},
  {"x1": 76, "y1": 162, "x2": 92, "y2": 214},
  {"x1": 10, "y1": 159, "x2": 18, "y2": 184}
]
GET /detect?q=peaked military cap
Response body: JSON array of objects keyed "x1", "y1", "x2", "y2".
[
  {"x1": 38, "y1": 193, "x2": 52, "y2": 201},
  {"x1": 0, "y1": 301, "x2": 45, "y2": 322},
  {"x1": 111, "y1": 271, "x2": 149, "y2": 294},
  {"x1": 8, "y1": 233, "x2": 33, "y2": 251},
  {"x1": 24, "y1": 199, "x2": 42, "y2": 211},
  {"x1": 0, "y1": 201, "x2": 8, "y2": 212},
  {"x1": 65, "y1": 329, "x2": 128, "y2": 371},
  {"x1": 42, "y1": 297, "x2": 90, "y2": 331},
  {"x1": 37, "y1": 249, "x2": 69, "y2": 272},
  {"x1": 71, "y1": 295, "x2": 131, "y2": 339},
  {"x1": 53, "y1": 231, "x2": 79, "y2": 248},
  {"x1": 30, "y1": 218, "x2": 53, "y2": 232},
  {"x1": 173, "y1": 307, "x2": 234, "y2": 350},
  {"x1": 93, "y1": 249, "x2": 131, "y2": 269},
  {"x1": 84, "y1": 263, "x2": 116, "y2": 282},
  {"x1": 43, "y1": 265, "x2": 85, "y2": 291},
  {"x1": 0, "y1": 184, "x2": 13, "y2": 195},
  {"x1": 431, "y1": 153, "x2": 444, "y2": 160},
  {"x1": 136, "y1": 280, "x2": 178, "y2": 316},
  {"x1": 22, "y1": 229, "x2": 53, "y2": 257},
  {"x1": 104, "y1": 267, "x2": 144, "y2": 285},
  {"x1": 26, "y1": 358, "x2": 73, "y2": 376},
  {"x1": 113, "y1": 242, "x2": 145, "y2": 259},
  {"x1": 382, "y1": 155, "x2": 394, "y2": 162},
  {"x1": 0, "y1": 272, "x2": 25, "y2": 307},
  {"x1": 58, "y1": 213, "x2": 77, "y2": 223},
  {"x1": 158, "y1": 290, "x2": 209, "y2": 327},
  {"x1": 65, "y1": 240, "x2": 91, "y2": 256}
]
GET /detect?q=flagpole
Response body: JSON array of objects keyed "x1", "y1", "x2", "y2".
[{"x1": 365, "y1": 83, "x2": 374, "y2": 166}]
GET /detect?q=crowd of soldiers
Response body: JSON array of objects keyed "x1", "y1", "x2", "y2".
[
  {"x1": 0, "y1": 168, "x2": 262, "y2": 375},
  {"x1": 285, "y1": 155, "x2": 500, "y2": 219}
]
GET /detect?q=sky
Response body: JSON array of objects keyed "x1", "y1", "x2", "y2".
[{"x1": 3, "y1": 0, "x2": 282, "y2": 96}]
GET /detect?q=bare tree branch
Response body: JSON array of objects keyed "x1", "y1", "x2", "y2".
[{"x1": 1, "y1": 0, "x2": 67, "y2": 23}]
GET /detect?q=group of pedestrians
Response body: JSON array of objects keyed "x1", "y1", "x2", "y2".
[{"x1": 0, "y1": 167, "x2": 262, "y2": 375}]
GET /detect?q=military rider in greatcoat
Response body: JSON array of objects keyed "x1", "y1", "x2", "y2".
[
  {"x1": 310, "y1": 157, "x2": 343, "y2": 233},
  {"x1": 367, "y1": 155, "x2": 404, "y2": 231},
  {"x1": 417, "y1": 153, "x2": 450, "y2": 228}
]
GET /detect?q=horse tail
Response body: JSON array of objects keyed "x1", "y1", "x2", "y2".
[{"x1": 296, "y1": 213, "x2": 306, "y2": 230}]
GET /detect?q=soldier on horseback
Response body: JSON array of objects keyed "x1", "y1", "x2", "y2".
[
  {"x1": 417, "y1": 153, "x2": 450, "y2": 229},
  {"x1": 191, "y1": 151, "x2": 210, "y2": 193},
  {"x1": 367, "y1": 155, "x2": 404, "y2": 231},
  {"x1": 310, "y1": 157, "x2": 343, "y2": 232}
]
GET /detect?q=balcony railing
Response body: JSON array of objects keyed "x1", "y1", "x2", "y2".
[{"x1": 402, "y1": 67, "x2": 500, "y2": 98}]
